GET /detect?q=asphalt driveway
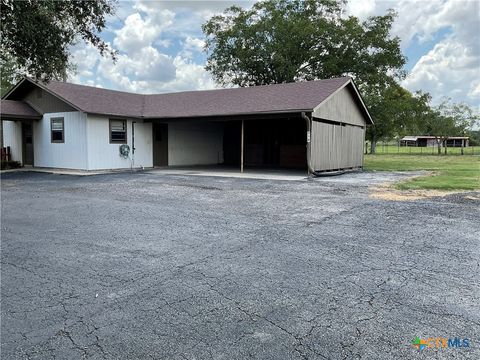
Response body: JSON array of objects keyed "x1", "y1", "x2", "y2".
[{"x1": 1, "y1": 171, "x2": 479, "y2": 359}]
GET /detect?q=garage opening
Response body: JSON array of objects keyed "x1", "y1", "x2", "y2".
[{"x1": 223, "y1": 118, "x2": 307, "y2": 170}]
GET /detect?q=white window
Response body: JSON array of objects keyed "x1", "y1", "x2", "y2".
[
  {"x1": 50, "y1": 118, "x2": 64, "y2": 143},
  {"x1": 109, "y1": 119, "x2": 127, "y2": 144}
]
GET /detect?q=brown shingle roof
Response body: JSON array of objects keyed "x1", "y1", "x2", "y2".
[
  {"x1": 0, "y1": 99, "x2": 42, "y2": 119},
  {"x1": 39, "y1": 81, "x2": 145, "y2": 118},
  {"x1": 5, "y1": 77, "x2": 372, "y2": 122},
  {"x1": 142, "y1": 77, "x2": 351, "y2": 118},
  {"x1": 40, "y1": 77, "x2": 352, "y2": 118}
]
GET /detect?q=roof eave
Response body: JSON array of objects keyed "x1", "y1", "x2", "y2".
[
  {"x1": 0, "y1": 114, "x2": 42, "y2": 120},
  {"x1": 141, "y1": 109, "x2": 313, "y2": 120},
  {"x1": 1, "y1": 77, "x2": 28, "y2": 100}
]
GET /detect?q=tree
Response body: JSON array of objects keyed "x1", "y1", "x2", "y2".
[
  {"x1": 202, "y1": 0, "x2": 407, "y2": 153},
  {"x1": 0, "y1": 0, "x2": 117, "y2": 86},
  {"x1": 467, "y1": 130, "x2": 480, "y2": 146},
  {"x1": 423, "y1": 98, "x2": 480, "y2": 155},
  {"x1": 364, "y1": 85, "x2": 432, "y2": 152},
  {"x1": 0, "y1": 53, "x2": 18, "y2": 96},
  {"x1": 202, "y1": 0, "x2": 406, "y2": 89}
]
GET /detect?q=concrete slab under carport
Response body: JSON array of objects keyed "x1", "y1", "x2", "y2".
[{"x1": 148, "y1": 165, "x2": 309, "y2": 181}]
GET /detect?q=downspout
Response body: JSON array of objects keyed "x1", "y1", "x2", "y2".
[
  {"x1": 131, "y1": 121, "x2": 136, "y2": 169},
  {"x1": 301, "y1": 112, "x2": 315, "y2": 175},
  {"x1": 302, "y1": 112, "x2": 347, "y2": 177}
]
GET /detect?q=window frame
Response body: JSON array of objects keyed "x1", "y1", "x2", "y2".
[
  {"x1": 50, "y1": 117, "x2": 65, "y2": 143},
  {"x1": 109, "y1": 119, "x2": 127, "y2": 144}
]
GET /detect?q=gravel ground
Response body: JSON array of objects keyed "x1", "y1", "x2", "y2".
[{"x1": 1, "y1": 170, "x2": 479, "y2": 359}]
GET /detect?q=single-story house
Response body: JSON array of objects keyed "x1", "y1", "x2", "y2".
[
  {"x1": 0, "y1": 76, "x2": 372, "y2": 173},
  {"x1": 400, "y1": 136, "x2": 469, "y2": 147}
]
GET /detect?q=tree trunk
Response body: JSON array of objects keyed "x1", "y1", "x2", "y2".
[
  {"x1": 369, "y1": 128, "x2": 377, "y2": 154},
  {"x1": 437, "y1": 140, "x2": 441, "y2": 155}
]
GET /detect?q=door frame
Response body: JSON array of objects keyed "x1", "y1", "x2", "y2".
[
  {"x1": 152, "y1": 122, "x2": 168, "y2": 167},
  {"x1": 21, "y1": 121, "x2": 34, "y2": 166}
]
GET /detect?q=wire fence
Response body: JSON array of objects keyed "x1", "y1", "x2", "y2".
[{"x1": 365, "y1": 143, "x2": 480, "y2": 156}]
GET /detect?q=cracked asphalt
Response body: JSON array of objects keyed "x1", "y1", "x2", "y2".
[{"x1": 1, "y1": 170, "x2": 479, "y2": 359}]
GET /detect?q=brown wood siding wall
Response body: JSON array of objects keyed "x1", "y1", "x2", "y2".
[
  {"x1": 311, "y1": 121, "x2": 365, "y2": 171},
  {"x1": 312, "y1": 86, "x2": 366, "y2": 127},
  {"x1": 24, "y1": 88, "x2": 75, "y2": 114}
]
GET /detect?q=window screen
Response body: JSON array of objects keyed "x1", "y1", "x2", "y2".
[
  {"x1": 51, "y1": 118, "x2": 64, "y2": 143},
  {"x1": 110, "y1": 119, "x2": 127, "y2": 143}
]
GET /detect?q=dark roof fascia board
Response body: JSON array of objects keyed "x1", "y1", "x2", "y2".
[
  {"x1": 348, "y1": 79, "x2": 374, "y2": 124},
  {"x1": 0, "y1": 114, "x2": 42, "y2": 120},
  {"x1": 86, "y1": 112, "x2": 143, "y2": 120},
  {"x1": 1, "y1": 77, "x2": 28, "y2": 100},
  {"x1": 143, "y1": 111, "x2": 310, "y2": 123},
  {"x1": 142, "y1": 109, "x2": 312, "y2": 121}
]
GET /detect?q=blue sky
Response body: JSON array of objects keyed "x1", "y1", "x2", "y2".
[{"x1": 69, "y1": 0, "x2": 479, "y2": 108}]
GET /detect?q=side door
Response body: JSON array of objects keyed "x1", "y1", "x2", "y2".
[{"x1": 152, "y1": 123, "x2": 168, "y2": 166}]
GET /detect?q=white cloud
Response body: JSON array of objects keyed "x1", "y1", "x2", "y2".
[
  {"x1": 99, "y1": 46, "x2": 176, "y2": 83},
  {"x1": 401, "y1": 0, "x2": 480, "y2": 107},
  {"x1": 68, "y1": 0, "x2": 217, "y2": 94},
  {"x1": 346, "y1": 0, "x2": 479, "y2": 107},
  {"x1": 345, "y1": 0, "x2": 377, "y2": 21},
  {"x1": 403, "y1": 37, "x2": 480, "y2": 106},
  {"x1": 68, "y1": 1, "x2": 260, "y2": 94},
  {"x1": 114, "y1": 10, "x2": 174, "y2": 53},
  {"x1": 184, "y1": 37, "x2": 205, "y2": 52}
]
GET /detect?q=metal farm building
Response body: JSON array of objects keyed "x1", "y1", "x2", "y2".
[{"x1": 1, "y1": 77, "x2": 372, "y2": 174}]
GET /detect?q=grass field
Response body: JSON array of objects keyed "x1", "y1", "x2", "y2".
[
  {"x1": 364, "y1": 155, "x2": 480, "y2": 190},
  {"x1": 368, "y1": 144, "x2": 480, "y2": 156}
]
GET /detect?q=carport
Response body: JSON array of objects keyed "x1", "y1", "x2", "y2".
[
  {"x1": 147, "y1": 112, "x2": 308, "y2": 174},
  {"x1": 223, "y1": 113, "x2": 307, "y2": 171},
  {"x1": 144, "y1": 77, "x2": 372, "y2": 175}
]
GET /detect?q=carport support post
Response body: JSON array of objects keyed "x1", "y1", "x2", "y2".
[{"x1": 240, "y1": 119, "x2": 244, "y2": 173}]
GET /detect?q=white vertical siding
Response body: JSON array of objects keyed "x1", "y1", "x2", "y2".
[
  {"x1": 34, "y1": 112, "x2": 88, "y2": 169},
  {"x1": 2, "y1": 120, "x2": 23, "y2": 163},
  {"x1": 311, "y1": 121, "x2": 365, "y2": 171},
  {"x1": 86, "y1": 115, "x2": 152, "y2": 170},
  {"x1": 168, "y1": 121, "x2": 224, "y2": 166}
]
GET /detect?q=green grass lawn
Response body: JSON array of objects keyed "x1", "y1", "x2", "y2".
[{"x1": 364, "y1": 155, "x2": 480, "y2": 191}]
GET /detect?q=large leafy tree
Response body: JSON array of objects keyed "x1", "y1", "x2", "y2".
[
  {"x1": 202, "y1": 0, "x2": 408, "y2": 153},
  {"x1": 0, "y1": 0, "x2": 117, "y2": 88},
  {"x1": 202, "y1": 0, "x2": 406, "y2": 88},
  {"x1": 364, "y1": 87, "x2": 432, "y2": 152}
]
